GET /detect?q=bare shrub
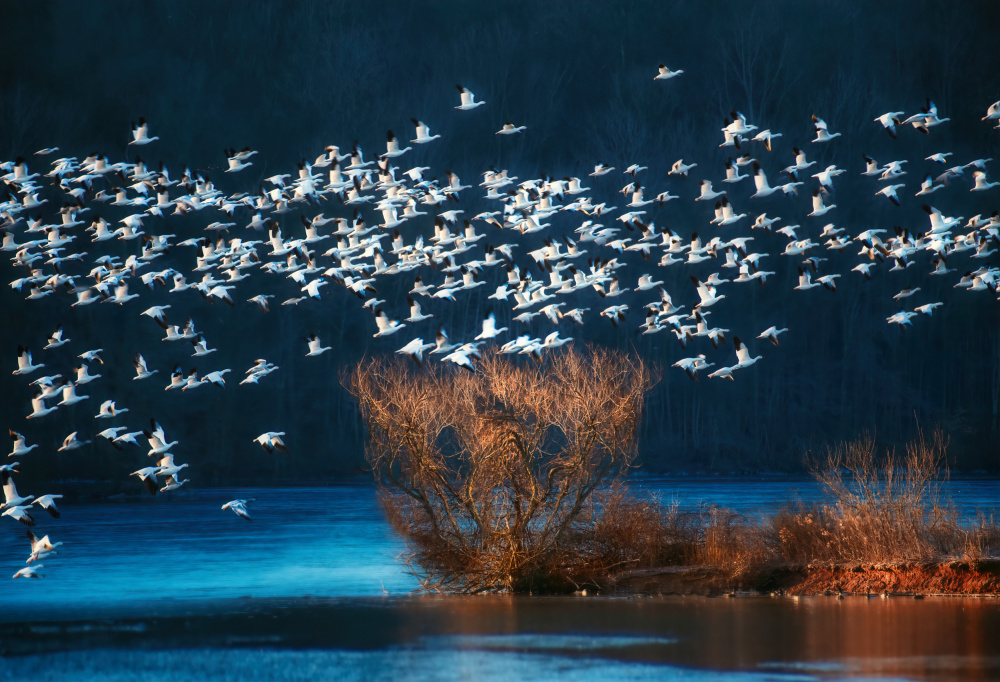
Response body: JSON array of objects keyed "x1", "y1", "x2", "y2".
[
  {"x1": 587, "y1": 487, "x2": 698, "y2": 570},
  {"x1": 768, "y1": 429, "x2": 999, "y2": 565},
  {"x1": 346, "y1": 347, "x2": 656, "y2": 593}
]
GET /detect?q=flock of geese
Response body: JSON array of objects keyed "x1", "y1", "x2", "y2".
[{"x1": 2, "y1": 72, "x2": 999, "y2": 578}]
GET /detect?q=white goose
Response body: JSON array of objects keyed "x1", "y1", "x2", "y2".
[
  {"x1": 1, "y1": 469, "x2": 34, "y2": 510},
  {"x1": 475, "y1": 311, "x2": 508, "y2": 340},
  {"x1": 32, "y1": 494, "x2": 63, "y2": 519},
  {"x1": 654, "y1": 64, "x2": 683, "y2": 80},
  {"x1": 757, "y1": 326, "x2": 789, "y2": 346},
  {"x1": 28, "y1": 530, "x2": 63, "y2": 561},
  {"x1": 129, "y1": 117, "x2": 159, "y2": 145},
  {"x1": 496, "y1": 122, "x2": 526, "y2": 135},
  {"x1": 222, "y1": 499, "x2": 253, "y2": 521},
  {"x1": 94, "y1": 399, "x2": 128, "y2": 419},
  {"x1": 396, "y1": 338, "x2": 435, "y2": 366},
  {"x1": 57, "y1": 380, "x2": 89, "y2": 406},
  {"x1": 27, "y1": 392, "x2": 58, "y2": 420},
  {"x1": 254, "y1": 431, "x2": 289, "y2": 454},
  {"x1": 8, "y1": 429, "x2": 37, "y2": 458},
  {"x1": 373, "y1": 309, "x2": 406, "y2": 338},
  {"x1": 13, "y1": 345, "x2": 44, "y2": 376},
  {"x1": 410, "y1": 119, "x2": 441, "y2": 144},
  {"x1": 145, "y1": 419, "x2": 177, "y2": 457},
  {"x1": 58, "y1": 431, "x2": 91, "y2": 452},
  {"x1": 455, "y1": 84, "x2": 486, "y2": 110},
  {"x1": 811, "y1": 115, "x2": 841, "y2": 142}
]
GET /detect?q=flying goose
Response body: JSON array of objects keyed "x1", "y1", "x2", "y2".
[
  {"x1": 222, "y1": 499, "x2": 253, "y2": 521},
  {"x1": 654, "y1": 64, "x2": 683, "y2": 80},
  {"x1": 254, "y1": 431, "x2": 289, "y2": 454},
  {"x1": 13, "y1": 345, "x2": 44, "y2": 376},
  {"x1": 373, "y1": 309, "x2": 405, "y2": 337},
  {"x1": 757, "y1": 326, "x2": 788, "y2": 346},
  {"x1": 32, "y1": 494, "x2": 63, "y2": 519},
  {"x1": 496, "y1": 122, "x2": 526, "y2": 135},
  {"x1": 455, "y1": 84, "x2": 486, "y2": 110},
  {"x1": 8, "y1": 430, "x2": 37, "y2": 458},
  {"x1": 58, "y1": 431, "x2": 91, "y2": 452},
  {"x1": 129, "y1": 117, "x2": 159, "y2": 145}
]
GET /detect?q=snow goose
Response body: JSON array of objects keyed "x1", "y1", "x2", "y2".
[
  {"x1": 305, "y1": 333, "x2": 331, "y2": 356},
  {"x1": 733, "y1": 336, "x2": 762, "y2": 368},
  {"x1": 382, "y1": 130, "x2": 411, "y2": 158},
  {"x1": 13, "y1": 345, "x2": 44, "y2": 376},
  {"x1": 442, "y1": 348, "x2": 478, "y2": 373},
  {"x1": 133, "y1": 352, "x2": 158, "y2": 380},
  {"x1": 723, "y1": 159, "x2": 746, "y2": 184},
  {"x1": 159, "y1": 474, "x2": 189, "y2": 493},
  {"x1": 8, "y1": 429, "x2": 37, "y2": 458},
  {"x1": 669, "y1": 159, "x2": 697, "y2": 177},
  {"x1": 222, "y1": 499, "x2": 253, "y2": 521},
  {"x1": 455, "y1": 84, "x2": 486, "y2": 110},
  {"x1": 190, "y1": 334, "x2": 217, "y2": 357},
  {"x1": 373, "y1": 309, "x2": 405, "y2": 337},
  {"x1": 145, "y1": 419, "x2": 177, "y2": 457},
  {"x1": 887, "y1": 311, "x2": 917, "y2": 329},
  {"x1": 696, "y1": 180, "x2": 725, "y2": 202},
  {"x1": 225, "y1": 148, "x2": 253, "y2": 172},
  {"x1": 32, "y1": 495, "x2": 63, "y2": 519},
  {"x1": 57, "y1": 380, "x2": 89, "y2": 406},
  {"x1": 690, "y1": 275, "x2": 726, "y2": 309},
  {"x1": 44, "y1": 324, "x2": 70, "y2": 349},
  {"x1": 654, "y1": 64, "x2": 683, "y2": 80},
  {"x1": 751, "y1": 129, "x2": 782, "y2": 151},
  {"x1": 496, "y1": 122, "x2": 526, "y2": 135},
  {"x1": 131, "y1": 467, "x2": 160, "y2": 495},
  {"x1": 874, "y1": 111, "x2": 905, "y2": 138},
  {"x1": 757, "y1": 326, "x2": 788, "y2": 346},
  {"x1": 808, "y1": 189, "x2": 835, "y2": 216},
  {"x1": 914, "y1": 302, "x2": 944, "y2": 316},
  {"x1": 2, "y1": 469, "x2": 34, "y2": 509},
  {"x1": 255, "y1": 432, "x2": 288, "y2": 454},
  {"x1": 672, "y1": 355, "x2": 713, "y2": 381},
  {"x1": 876, "y1": 184, "x2": 905, "y2": 206},
  {"x1": 128, "y1": 117, "x2": 159, "y2": 145},
  {"x1": 27, "y1": 530, "x2": 62, "y2": 561},
  {"x1": 396, "y1": 338, "x2": 434, "y2": 366},
  {"x1": 475, "y1": 311, "x2": 508, "y2": 340},
  {"x1": 811, "y1": 115, "x2": 841, "y2": 142},
  {"x1": 13, "y1": 564, "x2": 43, "y2": 578},
  {"x1": 58, "y1": 431, "x2": 90, "y2": 452},
  {"x1": 94, "y1": 399, "x2": 128, "y2": 419},
  {"x1": 971, "y1": 170, "x2": 1000, "y2": 192},
  {"x1": 915, "y1": 174, "x2": 943, "y2": 196},
  {"x1": 26, "y1": 392, "x2": 58, "y2": 420}
]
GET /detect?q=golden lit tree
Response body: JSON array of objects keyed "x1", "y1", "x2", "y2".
[{"x1": 346, "y1": 347, "x2": 656, "y2": 592}]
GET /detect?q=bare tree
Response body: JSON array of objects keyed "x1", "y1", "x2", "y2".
[{"x1": 346, "y1": 347, "x2": 656, "y2": 592}]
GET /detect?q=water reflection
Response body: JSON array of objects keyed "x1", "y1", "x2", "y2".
[{"x1": 1, "y1": 595, "x2": 999, "y2": 681}]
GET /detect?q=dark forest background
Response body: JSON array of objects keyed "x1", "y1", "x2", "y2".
[{"x1": 1, "y1": 0, "x2": 997, "y2": 490}]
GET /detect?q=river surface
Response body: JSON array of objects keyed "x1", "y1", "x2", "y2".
[{"x1": 1, "y1": 477, "x2": 998, "y2": 681}]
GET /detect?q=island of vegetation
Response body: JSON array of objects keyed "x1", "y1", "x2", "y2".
[{"x1": 347, "y1": 347, "x2": 999, "y2": 597}]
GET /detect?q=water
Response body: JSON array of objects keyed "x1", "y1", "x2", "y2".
[{"x1": 1, "y1": 478, "x2": 998, "y2": 680}]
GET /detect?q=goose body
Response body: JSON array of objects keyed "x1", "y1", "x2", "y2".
[{"x1": 455, "y1": 85, "x2": 485, "y2": 110}]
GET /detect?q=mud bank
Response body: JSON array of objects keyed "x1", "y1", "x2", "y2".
[{"x1": 606, "y1": 558, "x2": 1000, "y2": 597}]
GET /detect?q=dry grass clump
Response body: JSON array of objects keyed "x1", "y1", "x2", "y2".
[
  {"x1": 595, "y1": 429, "x2": 999, "y2": 587},
  {"x1": 347, "y1": 347, "x2": 656, "y2": 593},
  {"x1": 768, "y1": 429, "x2": 999, "y2": 564}
]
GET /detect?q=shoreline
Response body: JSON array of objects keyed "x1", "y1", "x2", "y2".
[{"x1": 604, "y1": 558, "x2": 1000, "y2": 597}]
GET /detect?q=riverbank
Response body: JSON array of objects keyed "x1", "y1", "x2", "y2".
[{"x1": 606, "y1": 558, "x2": 1000, "y2": 597}]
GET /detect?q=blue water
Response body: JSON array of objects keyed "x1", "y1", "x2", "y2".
[{"x1": 1, "y1": 478, "x2": 998, "y2": 681}]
